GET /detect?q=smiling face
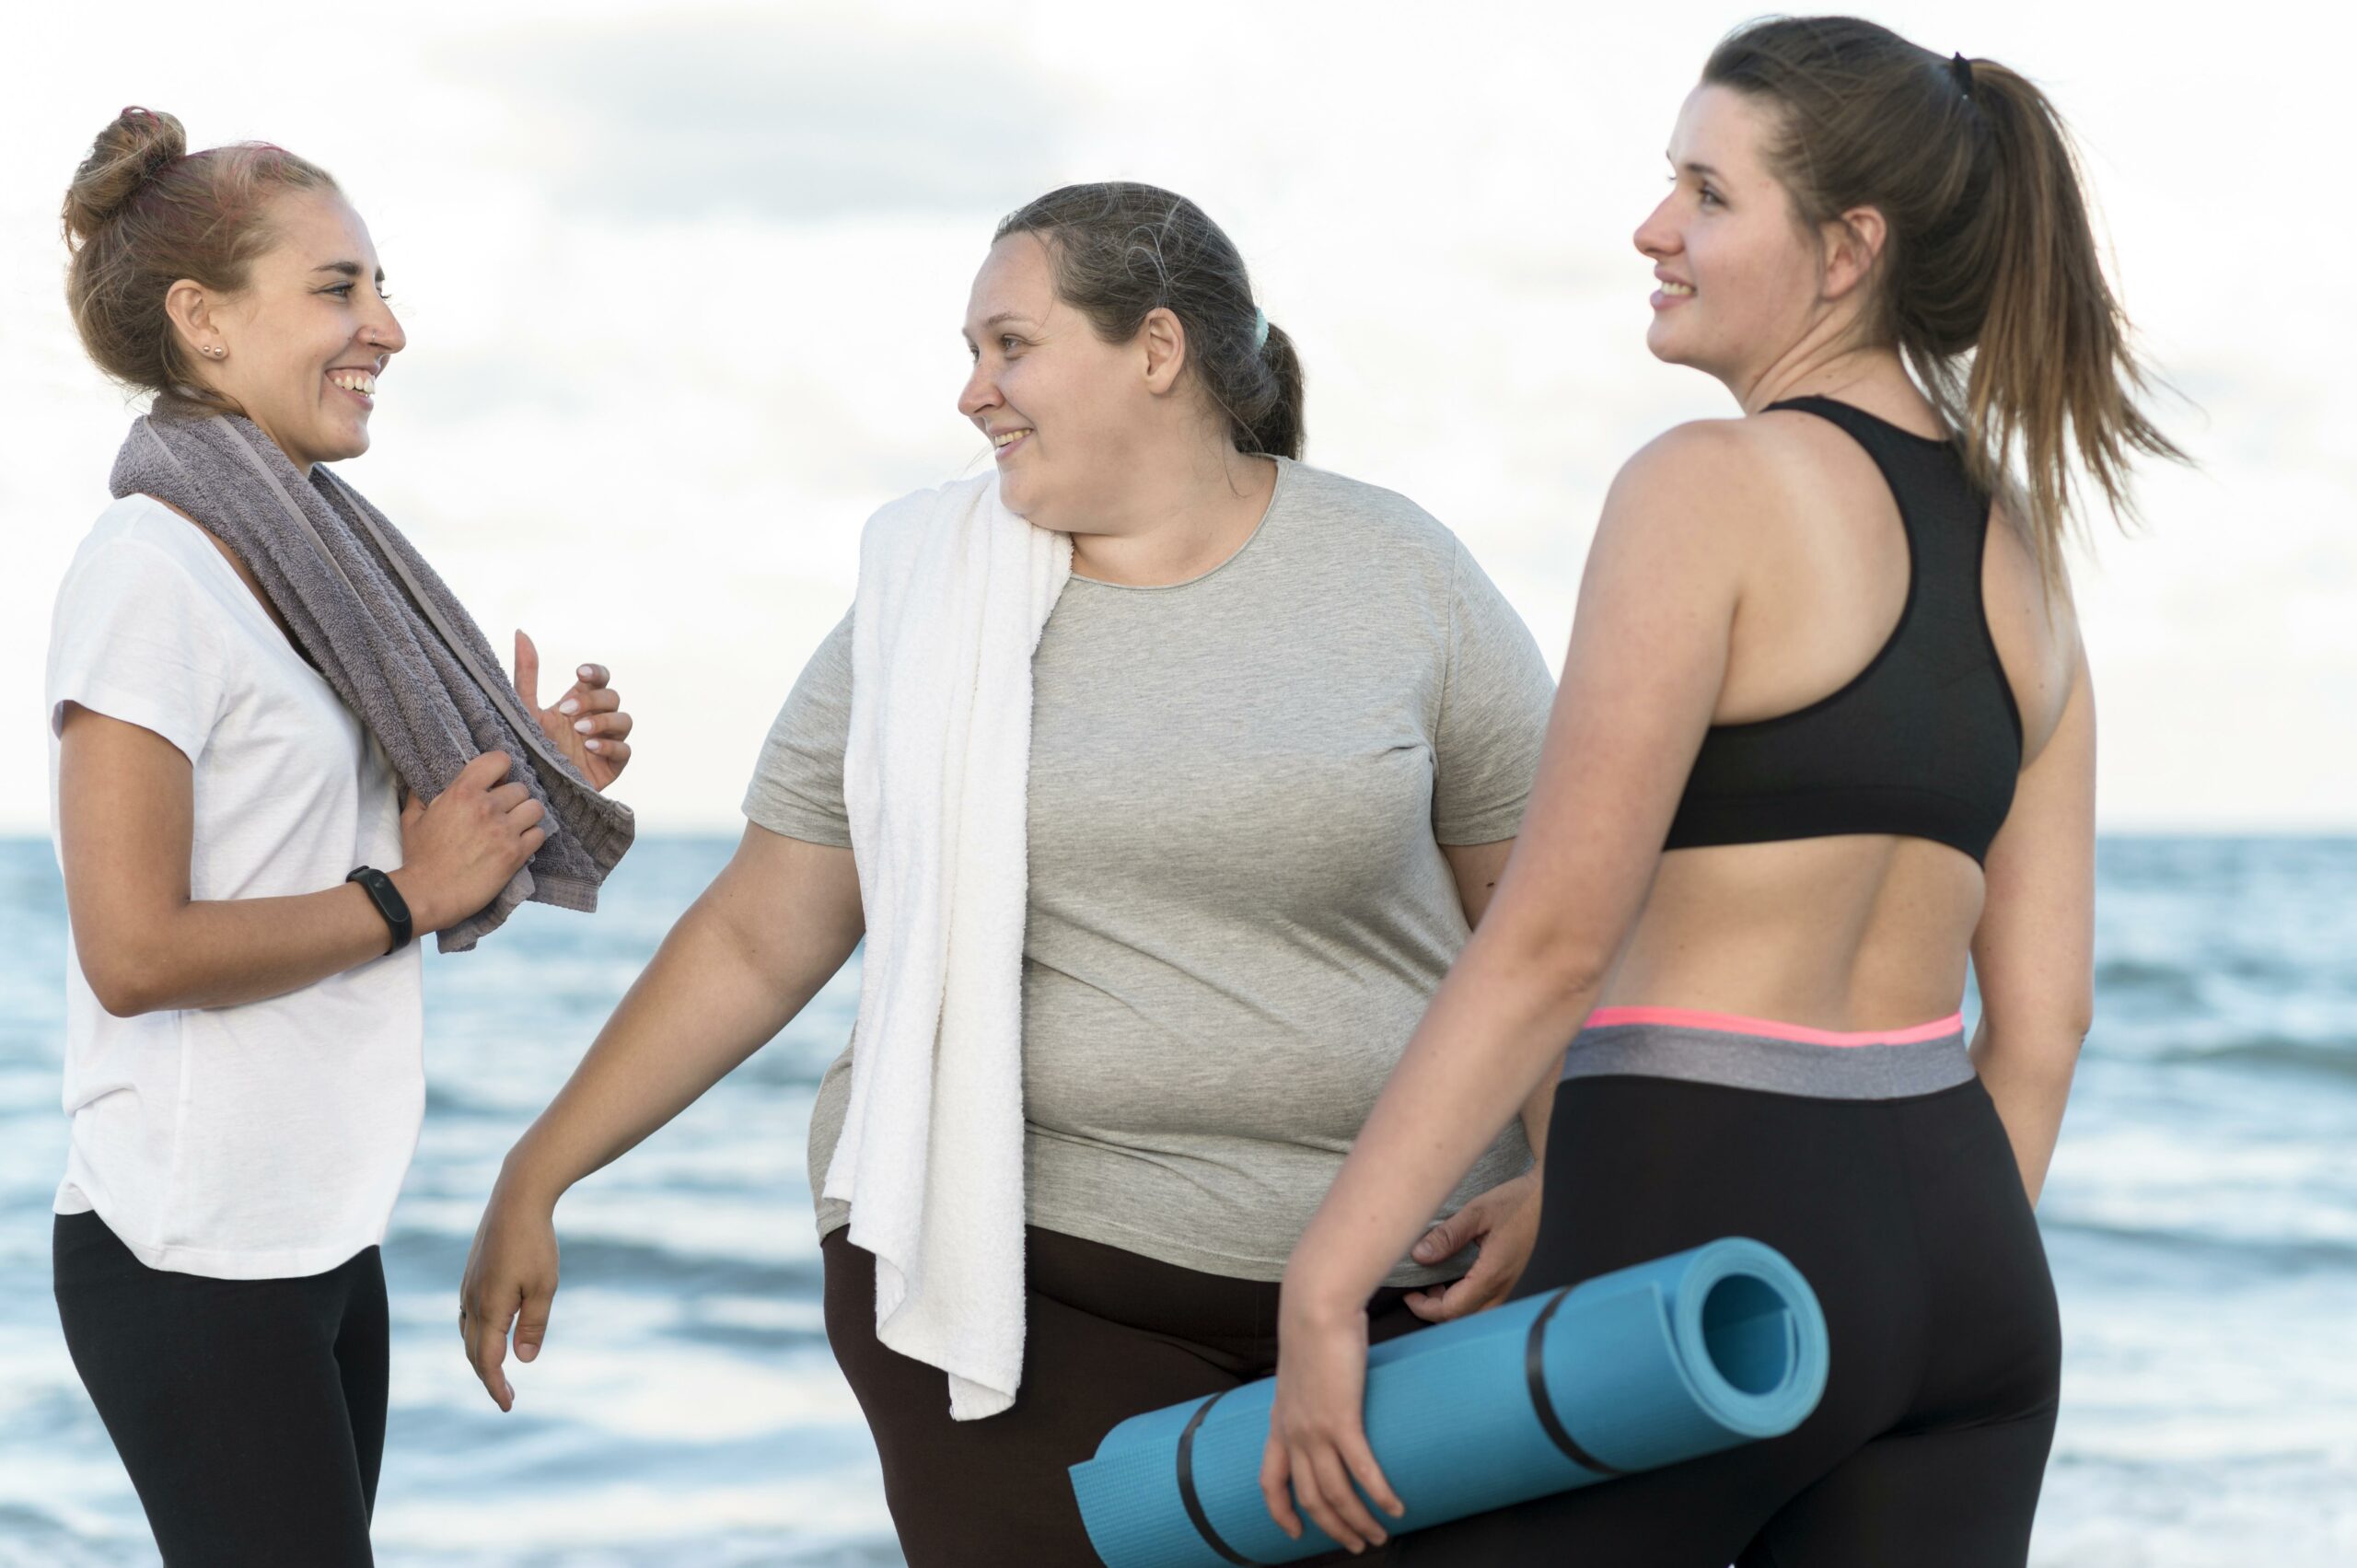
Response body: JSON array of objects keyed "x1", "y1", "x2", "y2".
[
  {"x1": 1633, "y1": 85, "x2": 1832, "y2": 390},
  {"x1": 185, "y1": 190, "x2": 404, "y2": 473},
  {"x1": 957, "y1": 232, "x2": 1161, "y2": 528}
]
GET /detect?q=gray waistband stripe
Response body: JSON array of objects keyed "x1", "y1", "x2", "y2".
[{"x1": 1559, "y1": 1021, "x2": 1974, "y2": 1101}]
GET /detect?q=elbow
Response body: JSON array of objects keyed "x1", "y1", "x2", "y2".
[
  {"x1": 85, "y1": 967, "x2": 158, "y2": 1019},
  {"x1": 2049, "y1": 990, "x2": 2096, "y2": 1059},
  {"x1": 77, "y1": 942, "x2": 176, "y2": 1018},
  {"x1": 1475, "y1": 912, "x2": 1616, "y2": 1016},
  {"x1": 1976, "y1": 995, "x2": 2092, "y2": 1079}
]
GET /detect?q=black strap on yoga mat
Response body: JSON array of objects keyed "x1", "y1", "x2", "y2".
[
  {"x1": 1525, "y1": 1286, "x2": 1629, "y2": 1476},
  {"x1": 1177, "y1": 1388, "x2": 1262, "y2": 1565},
  {"x1": 1171, "y1": 1293, "x2": 1624, "y2": 1562}
]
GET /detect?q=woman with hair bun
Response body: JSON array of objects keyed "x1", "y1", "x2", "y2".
[
  {"x1": 48, "y1": 108, "x2": 636, "y2": 1565},
  {"x1": 459, "y1": 181, "x2": 1560, "y2": 1564},
  {"x1": 1269, "y1": 17, "x2": 2183, "y2": 1564}
]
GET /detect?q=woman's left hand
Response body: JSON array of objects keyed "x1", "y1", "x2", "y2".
[
  {"x1": 1400, "y1": 1167, "x2": 1542, "y2": 1323},
  {"x1": 514, "y1": 630, "x2": 633, "y2": 790},
  {"x1": 1262, "y1": 1294, "x2": 1404, "y2": 1554}
]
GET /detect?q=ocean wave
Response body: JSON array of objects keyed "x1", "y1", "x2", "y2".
[
  {"x1": 382, "y1": 1228, "x2": 823, "y2": 1299},
  {"x1": 2150, "y1": 1036, "x2": 2357, "y2": 1081},
  {"x1": 2043, "y1": 1215, "x2": 2357, "y2": 1276}
]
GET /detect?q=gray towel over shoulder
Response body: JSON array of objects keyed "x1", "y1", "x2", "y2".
[{"x1": 109, "y1": 404, "x2": 633, "y2": 950}]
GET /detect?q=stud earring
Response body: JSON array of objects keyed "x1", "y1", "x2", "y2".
[{"x1": 204, "y1": 344, "x2": 226, "y2": 358}]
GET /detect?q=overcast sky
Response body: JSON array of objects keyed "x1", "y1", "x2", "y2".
[{"x1": 4, "y1": 0, "x2": 2349, "y2": 832}]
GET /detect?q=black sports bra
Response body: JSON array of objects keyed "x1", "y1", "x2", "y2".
[{"x1": 1661, "y1": 396, "x2": 2025, "y2": 866}]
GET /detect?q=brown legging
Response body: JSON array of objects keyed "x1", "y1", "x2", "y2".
[{"x1": 822, "y1": 1225, "x2": 1440, "y2": 1567}]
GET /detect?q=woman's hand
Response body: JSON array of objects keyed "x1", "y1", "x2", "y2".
[
  {"x1": 1401, "y1": 1167, "x2": 1541, "y2": 1323},
  {"x1": 459, "y1": 1169, "x2": 563, "y2": 1412},
  {"x1": 1261, "y1": 1294, "x2": 1403, "y2": 1554},
  {"x1": 395, "y1": 749, "x2": 547, "y2": 933},
  {"x1": 514, "y1": 629, "x2": 633, "y2": 789}
]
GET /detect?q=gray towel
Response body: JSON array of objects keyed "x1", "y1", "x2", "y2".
[{"x1": 110, "y1": 403, "x2": 634, "y2": 951}]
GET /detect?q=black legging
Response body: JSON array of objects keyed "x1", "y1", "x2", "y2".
[
  {"x1": 824, "y1": 1223, "x2": 1440, "y2": 1567},
  {"x1": 1397, "y1": 1073, "x2": 2062, "y2": 1566},
  {"x1": 52, "y1": 1209, "x2": 387, "y2": 1568}
]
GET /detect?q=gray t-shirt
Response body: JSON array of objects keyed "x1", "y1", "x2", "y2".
[{"x1": 745, "y1": 458, "x2": 1558, "y2": 1284}]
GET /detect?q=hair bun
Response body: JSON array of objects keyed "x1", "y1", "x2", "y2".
[{"x1": 63, "y1": 107, "x2": 186, "y2": 246}]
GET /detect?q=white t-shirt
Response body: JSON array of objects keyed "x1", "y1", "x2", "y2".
[{"x1": 45, "y1": 494, "x2": 424, "y2": 1279}]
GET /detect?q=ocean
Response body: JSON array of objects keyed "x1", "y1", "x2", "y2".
[{"x1": 1, "y1": 834, "x2": 2350, "y2": 1566}]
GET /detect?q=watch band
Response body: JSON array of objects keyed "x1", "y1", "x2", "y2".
[{"x1": 346, "y1": 865, "x2": 413, "y2": 954}]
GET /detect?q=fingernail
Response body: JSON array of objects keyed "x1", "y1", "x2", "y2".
[
  {"x1": 557, "y1": 699, "x2": 580, "y2": 714},
  {"x1": 584, "y1": 739, "x2": 603, "y2": 752},
  {"x1": 518, "y1": 1344, "x2": 537, "y2": 1362},
  {"x1": 573, "y1": 717, "x2": 594, "y2": 733},
  {"x1": 576, "y1": 666, "x2": 595, "y2": 679}
]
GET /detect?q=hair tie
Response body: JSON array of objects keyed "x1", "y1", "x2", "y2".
[
  {"x1": 1250, "y1": 308, "x2": 1270, "y2": 352},
  {"x1": 1947, "y1": 52, "x2": 1975, "y2": 99}
]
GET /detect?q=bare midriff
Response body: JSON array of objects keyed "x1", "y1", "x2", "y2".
[{"x1": 1598, "y1": 832, "x2": 1984, "y2": 1034}]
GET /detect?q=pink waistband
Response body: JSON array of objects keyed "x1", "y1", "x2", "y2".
[{"x1": 1581, "y1": 1005, "x2": 1967, "y2": 1048}]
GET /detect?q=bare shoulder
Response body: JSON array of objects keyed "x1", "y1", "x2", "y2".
[
  {"x1": 1611, "y1": 417, "x2": 1769, "y2": 494},
  {"x1": 1601, "y1": 418, "x2": 1783, "y2": 543},
  {"x1": 1590, "y1": 417, "x2": 1821, "y2": 594}
]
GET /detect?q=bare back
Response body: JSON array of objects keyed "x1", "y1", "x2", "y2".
[{"x1": 1603, "y1": 395, "x2": 2084, "y2": 1028}]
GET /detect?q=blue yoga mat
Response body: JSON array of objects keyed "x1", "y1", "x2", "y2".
[{"x1": 1068, "y1": 1237, "x2": 1827, "y2": 1567}]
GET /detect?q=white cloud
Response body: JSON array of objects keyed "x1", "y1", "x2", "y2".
[{"x1": 430, "y1": 10, "x2": 1090, "y2": 221}]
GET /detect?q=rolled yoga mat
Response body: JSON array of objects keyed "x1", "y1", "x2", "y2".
[{"x1": 1068, "y1": 1237, "x2": 1827, "y2": 1568}]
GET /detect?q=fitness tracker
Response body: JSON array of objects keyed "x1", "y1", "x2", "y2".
[{"x1": 345, "y1": 866, "x2": 413, "y2": 954}]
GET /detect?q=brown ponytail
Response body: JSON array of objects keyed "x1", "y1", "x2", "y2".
[{"x1": 1704, "y1": 17, "x2": 2187, "y2": 586}]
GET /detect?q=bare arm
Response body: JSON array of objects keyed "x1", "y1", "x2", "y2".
[
  {"x1": 1260, "y1": 426, "x2": 1747, "y2": 1545},
  {"x1": 1968, "y1": 643, "x2": 2096, "y2": 1206},
  {"x1": 1443, "y1": 837, "x2": 1560, "y2": 1156},
  {"x1": 1397, "y1": 838, "x2": 1568, "y2": 1323},
  {"x1": 461, "y1": 823, "x2": 864, "y2": 1408},
  {"x1": 494, "y1": 825, "x2": 864, "y2": 1205},
  {"x1": 57, "y1": 706, "x2": 543, "y2": 1015}
]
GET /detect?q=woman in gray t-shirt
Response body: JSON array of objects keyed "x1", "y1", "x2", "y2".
[{"x1": 460, "y1": 182, "x2": 1556, "y2": 1567}]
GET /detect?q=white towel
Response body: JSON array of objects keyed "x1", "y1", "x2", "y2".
[{"x1": 829, "y1": 472, "x2": 1072, "y2": 1420}]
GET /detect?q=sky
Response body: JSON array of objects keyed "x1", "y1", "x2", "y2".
[{"x1": 3, "y1": 0, "x2": 2349, "y2": 833}]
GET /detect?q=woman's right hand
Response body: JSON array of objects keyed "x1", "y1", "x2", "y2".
[
  {"x1": 395, "y1": 750, "x2": 546, "y2": 933},
  {"x1": 459, "y1": 1171, "x2": 562, "y2": 1412}
]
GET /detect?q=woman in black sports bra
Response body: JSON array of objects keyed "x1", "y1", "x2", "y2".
[{"x1": 1262, "y1": 17, "x2": 2186, "y2": 1566}]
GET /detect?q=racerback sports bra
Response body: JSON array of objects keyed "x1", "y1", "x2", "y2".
[{"x1": 1661, "y1": 396, "x2": 2025, "y2": 866}]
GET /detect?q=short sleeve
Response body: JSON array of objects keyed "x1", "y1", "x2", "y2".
[
  {"x1": 47, "y1": 533, "x2": 232, "y2": 763},
  {"x1": 1432, "y1": 540, "x2": 1557, "y2": 844},
  {"x1": 742, "y1": 610, "x2": 855, "y2": 848}
]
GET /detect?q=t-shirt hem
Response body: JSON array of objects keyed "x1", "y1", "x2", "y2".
[
  {"x1": 1434, "y1": 807, "x2": 1527, "y2": 846},
  {"x1": 1024, "y1": 1202, "x2": 1464, "y2": 1288},
  {"x1": 49, "y1": 677, "x2": 208, "y2": 760},
  {"x1": 814, "y1": 1202, "x2": 1457, "y2": 1286},
  {"x1": 58, "y1": 1193, "x2": 382, "y2": 1280},
  {"x1": 744, "y1": 797, "x2": 853, "y2": 849}
]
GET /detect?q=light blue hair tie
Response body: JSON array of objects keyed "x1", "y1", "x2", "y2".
[{"x1": 1250, "y1": 307, "x2": 1270, "y2": 352}]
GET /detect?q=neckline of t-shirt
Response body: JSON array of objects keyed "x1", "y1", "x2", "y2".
[
  {"x1": 1068, "y1": 454, "x2": 1293, "y2": 595},
  {"x1": 123, "y1": 493, "x2": 337, "y2": 690}
]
